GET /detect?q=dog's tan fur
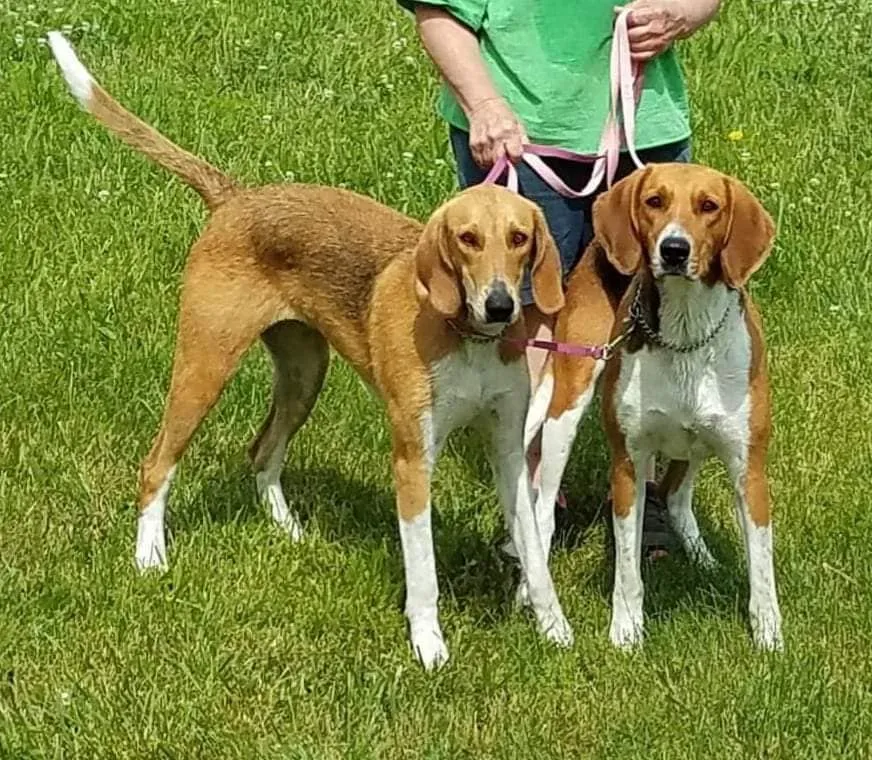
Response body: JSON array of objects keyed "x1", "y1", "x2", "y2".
[
  {"x1": 50, "y1": 34, "x2": 572, "y2": 668},
  {"x1": 591, "y1": 164, "x2": 774, "y2": 528},
  {"x1": 523, "y1": 163, "x2": 781, "y2": 649}
]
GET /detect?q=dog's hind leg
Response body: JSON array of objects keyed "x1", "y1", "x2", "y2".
[
  {"x1": 659, "y1": 458, "x2": 716, "y2": 568},
  {"x1": 248, "y1": 320, "x2": 329, "y2": 540},
  {"x1": 136, "y1": 262, "x2": 275, "y2": 572}
]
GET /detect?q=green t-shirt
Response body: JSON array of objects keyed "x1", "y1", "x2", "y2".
[{"x1": 402, "y1": 0, "x2": 691, "y2": 153}]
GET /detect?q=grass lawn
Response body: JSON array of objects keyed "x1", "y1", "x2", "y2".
[{"x1": 3, "y1": 0, "x2": 872, "y2": 756}]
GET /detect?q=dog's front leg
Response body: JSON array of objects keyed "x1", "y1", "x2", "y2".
[
  {"x1": 391, "y1": 412, "x2": 448, "y2": 671},
  {"x1": 723, "y1": 448, "x2": 782, "y2": 651},
  {"x1": 491, "y1": 387, "x2": 573, "y2": 648},
  {"x1": 609, "y1": 448, "x2": 648, "y2": 649}
]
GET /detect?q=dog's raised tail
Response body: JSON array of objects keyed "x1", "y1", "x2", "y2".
[{"x1": 47, "y1": 32, "x2": 237, "y2": 211}]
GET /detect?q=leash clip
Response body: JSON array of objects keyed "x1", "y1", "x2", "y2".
[{"x1": 601, "y1": 326, "x2": 631, "y2": 361}]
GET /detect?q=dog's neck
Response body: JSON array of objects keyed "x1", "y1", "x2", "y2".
[
  {"x1": 656, "y1": 276, "x2": 737, "y2": 349},
  {"x1": 633, "y1": 274, "x2": 738, "y2": 352}
]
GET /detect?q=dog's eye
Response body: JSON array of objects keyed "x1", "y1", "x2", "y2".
[
  {"x1": 645, "y1": 195, "x2": 663, "y2": 209},
  {"x1": 458, "y1": 231, "x2": 478, "y2": 247},
  {"x1": 701, "y1": 198, "x2": 719, "y2": 213},
  {"x1": 511, "y1": 231, "x2": 529, "y2": 247}
]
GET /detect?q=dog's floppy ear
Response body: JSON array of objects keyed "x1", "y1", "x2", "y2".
[
  {"x1": 530, "y1": 204, "x2": 565, "y2": 315},
  {"x1": 720, "y1": 177, "x2": 775, "y2": 289},
  {"x1": 415, "y1": 207, "x2": 462, "y2": 318},
  {"x1": 592, "y1": 167, "x2": 649, "y2": 275}
]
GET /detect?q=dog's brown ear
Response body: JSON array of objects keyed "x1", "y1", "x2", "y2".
[
  {"x1": 721, "y1": 177, "x2": 775, "y2": 289},
  {"x1": 415, "y1": 207, "x2": 462, "y2": 318},
  {"x1": 592, "y1": 167, "x2": 648, "y2": 275},
  {"x1": 530, "y1": 204, "x2": 565, "y2": 315}
]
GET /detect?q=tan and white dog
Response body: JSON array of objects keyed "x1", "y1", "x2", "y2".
[
  {"x1": 48, "y1": 33, "x2": 573, "y2": 669},
  {"x1": 524, "y1": 163, "x2": 782, "y2": 650}
]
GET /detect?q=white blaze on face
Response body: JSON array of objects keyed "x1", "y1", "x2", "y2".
[{"x1": 652, "y1": 221, "x2": 693, "y2": 278}]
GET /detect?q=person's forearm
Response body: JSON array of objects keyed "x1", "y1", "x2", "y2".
[
  {"x1": 414, "y1": 6, "x2": 500, "y2": 117},
  {"x1": 675, "y1": 0, "x2": 721, "y2": 37}
]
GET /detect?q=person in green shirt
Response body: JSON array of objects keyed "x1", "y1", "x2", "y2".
[{"x1": 403, "y1": 0, "x2": 721, "y2": 558}]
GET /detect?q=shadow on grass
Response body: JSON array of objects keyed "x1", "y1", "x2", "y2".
[
  {"x1": 178, "y1": 455, "x2": 521, "y2": 625},
  {"x1": 179, "y1": 412, "x2": 752, "y2": 628}
]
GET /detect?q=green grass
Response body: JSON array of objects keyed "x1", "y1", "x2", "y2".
[{"x1": 2, "y1": 0, "x2": 872, "y2": 756}]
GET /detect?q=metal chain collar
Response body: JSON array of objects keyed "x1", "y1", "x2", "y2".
[
  {"x1": 446, "y1": 319, "x2": 504, "y2": 344},
  {"x1": 629, "y1": 284, "x2": 734, "y2": 354}
]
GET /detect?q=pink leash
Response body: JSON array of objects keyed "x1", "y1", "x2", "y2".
[
  {"x1": 483, "y1": 8, "x2": 645, "y2": 199},
  {"x1": 488, "y1": 8, "x2": 644, "y2": 359}
]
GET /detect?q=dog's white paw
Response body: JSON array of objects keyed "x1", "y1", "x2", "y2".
[
  {"x1": 537, "y1": 607, "x2": 574, "y2": 648},
  {"x1": 686, "y1": 540, "x2": 718, "y2": 570},
  {"x1": 134, "y1": 548, "x2": 168, "y2": 574},
  {"x1": 609, "y1": 608, "x2": 644, "y2": 650},
  {"x1": 257, "y1": 475, "x2": 304, "y2": 542},
  {"x1": 272, "y1": 509, "x2": 304, "y2": 542},
  {"x1": 135, "y1": 516, "x2": 168, "y2": 574},
  {"x1": 751, "y1": 605, "x2": 783, "y2": 652},
  {"x1": 410, "y1": 623, "x2": 450, "y2": 671},
  {"x1": 694, "y1": 547, "x2": 718, "y2": 570}
]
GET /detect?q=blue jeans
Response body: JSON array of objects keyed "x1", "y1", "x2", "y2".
[{"x1": 450, "y1": 127, "x2": 691, "y2": 305}]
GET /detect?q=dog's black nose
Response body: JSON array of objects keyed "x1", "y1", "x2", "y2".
[
  {"x1": 484, "y1": 285, "x2": 515, "y2": 324},
  {"x1": 659, "y1": 236, "x2": 691, "y2": 269}
]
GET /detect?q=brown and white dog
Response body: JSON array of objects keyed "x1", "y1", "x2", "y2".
[
  {"x1": 523, "y1": 163, "x2": 783, "y2": 651},
  {"x1": 48, "y1": 33, "x2": 573, "y2": 669}
]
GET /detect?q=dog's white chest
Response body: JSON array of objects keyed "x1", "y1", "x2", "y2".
[
  {"x1": 430, "y1": 342, "x2": 523, "y2": 432},
  {"x1": 616, "y1": 327, "x2": 752, "y2": 461}
]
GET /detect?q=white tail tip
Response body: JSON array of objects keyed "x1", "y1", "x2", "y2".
[{"x1": 47, "y1": 31, "x2": 93, "y2": 108}]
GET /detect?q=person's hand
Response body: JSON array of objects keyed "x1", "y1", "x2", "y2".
[
  {"x1": 617, "y1": 1, "x2": 691, "y2": 62},
  {"x1": 467, "y1": 97, "x2": 528, "y2": 169}
]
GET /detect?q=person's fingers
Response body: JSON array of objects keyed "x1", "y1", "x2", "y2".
[
  {"x1": 489, "y1": 135, "x2": 509, "y2": 167},
  {"x1": 630, "y1": 48, "x2": 658, "y2": 62},
  {"x1": 624, "y1": 7, "x2": 654, "y2": 26},
  {"x1": 504, "y1": 129, "x2": 524, "y2": 164},
  {"x1": 630, "y1": 36, "x2": 666, "y2": 53},
  {"x1": 469, "y1": 130, "x2": 490, "y2": 169},
  {"x1": 468, "y1": 100, "x2": 527, "y2": 169},
  {"x1": 627, "y1": 26, "x2": 662, "y2": 50},
  {"x1": 627, "y1": 24, "x2": 657, "y2": 42}
]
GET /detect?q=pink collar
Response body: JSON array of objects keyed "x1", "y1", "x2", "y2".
[{"x1": 505, "y1": 326, "x2": 632, "y2": 361}]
